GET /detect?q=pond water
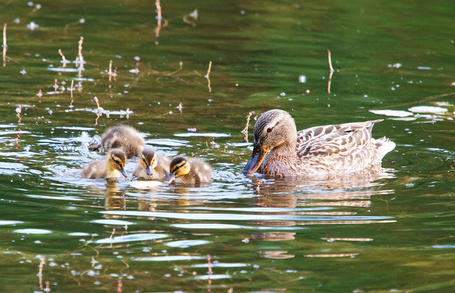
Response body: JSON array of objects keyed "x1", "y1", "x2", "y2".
[{"x1": 1, "y1": 0, "x2": 455, "y2": 292}]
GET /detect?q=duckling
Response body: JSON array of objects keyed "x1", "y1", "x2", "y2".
[
  {"x1": 88, "y1": 125, "x2": 144, "y2": 159},
  {"x1": 133, "y1": 148, "x2": 170, "y2": 180},
  {"x1": 243, "y1": 109, "x2": 395, "y2": 178},
  {"x1": 81, "y1": 148, "x2": 128, "y2": 180},
  {"x1": 164, "y1": 156, "x2": 212, "y2": 185}
]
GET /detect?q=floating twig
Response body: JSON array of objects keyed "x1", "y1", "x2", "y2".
[
  {"x1": 183, "y1": 9, "x2": 198, "y2": 27},
  {"x1": 2, "y1": 23, "x2": 7, "y2": 67},
  {"x1": 58, "y1": 49, "x2": 67, "y2": 68},
  {"x1": 205, "y1": 61, "x2": 212, "y2": 92}
]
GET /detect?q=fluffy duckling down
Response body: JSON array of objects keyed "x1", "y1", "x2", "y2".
[
  {"x1": 81, "y1": 148, "x2": 128, "y2": 180},
  {"x1": 89, "y1": 125, "x2": 144, "y2": 159},
  {"x1": 133, "y1": 148, "x2": 170, "y2": 180},
  {"x1": 165, "y1": 156, "x2": 212, "y2": 185}
]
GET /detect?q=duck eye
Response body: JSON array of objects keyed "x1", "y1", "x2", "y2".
[{"x1": 267, "y1": 127, "x2": 273, "y2": 133}]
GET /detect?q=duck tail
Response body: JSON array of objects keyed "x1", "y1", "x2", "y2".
[{"x1": 375, "y1": 137, "x2": 396, "y2": 158}]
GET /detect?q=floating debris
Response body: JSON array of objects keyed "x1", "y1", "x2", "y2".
[
  {"x1": 26, "y1": 22, "x2": 39, "y2": 30},
  {"x1": 387, "y1": 63, "x2": 402, "y2": 68}
]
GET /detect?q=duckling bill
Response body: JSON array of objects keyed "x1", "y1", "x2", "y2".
[
  {"x1": 243, "y1": 109, "x2": 395, "y2": 178},
  {"x1": 81, "y1": 148, "x2": 128, "y2": 180}
]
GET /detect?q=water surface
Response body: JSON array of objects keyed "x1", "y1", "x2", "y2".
[{"x1": 1, "y1": 0, "x2": 455, "y2": 292}]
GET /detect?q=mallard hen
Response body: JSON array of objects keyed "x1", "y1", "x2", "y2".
[{"x1": 243, "y1": 109, "x2": 395, "y2": 178}]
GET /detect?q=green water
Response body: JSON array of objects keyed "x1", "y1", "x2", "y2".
[{"x1": 1, "y1": 0, "x2": 455, "y2": 292}]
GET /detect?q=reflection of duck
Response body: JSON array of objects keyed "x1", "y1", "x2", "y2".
[
  {"x1": 81, "y1": 149, "x2": 128, "y2": 180},
  {"x1": 165, "y1": 156, "x2": 212, "y2": 185},
  {"x1": 89, "y1": 125, "x2": 144, "y2": 159},
  {"x1": 133, "y1": 148, "x2": 170, "y2": 180},
  {"x1": 243, "y1": 109, "x2": 395, "y2": 178}
]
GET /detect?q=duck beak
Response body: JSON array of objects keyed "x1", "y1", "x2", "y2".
[
  {"x1": 120, "y1": 167, "x2": 128, "y2": 178},
  {"x1": 146, "y1": 165, "x2": 154, "y2": 176},
  {"x1": 243, "y1": 146, "x2": 270, "y2": 176},
  {"x1": 164, "y1": 173, "x2": 176, "y2": 184}
]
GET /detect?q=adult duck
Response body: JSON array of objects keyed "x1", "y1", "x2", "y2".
[{"x1": 243, "y1": 109, "x2": 395, "y2": 178}]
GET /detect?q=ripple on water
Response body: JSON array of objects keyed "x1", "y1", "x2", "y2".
[
  {"x1": 166, "y1": 240, "x2": 211, "y2": 248},
  {"x1": 94, "y1": 233, "x2": 168, "y2": 244},
  {"x1": 101, "y1": 210, "x2": 395, "y2": 223},
  {"x1": 0, "y1": 221, "x2": 24, "y2": 225},
  {"x1": 146, "y1": 138, "x2": 189, "y2": 147},
  {"x1": 14, "y1": 229, "x2": 52, "y2": 234},
  {"x1": 91, "y1": 219, "x2": 135, "y2": 226},
  {"x1": 174, "y1": 132, "x2": 231, "y2": 138},
  {"x1": 133, "y1": 255, "x2": 206, "y2": 262},
  {"x1": 0, "y1": 162, "x2": 28, "y2": 175}
]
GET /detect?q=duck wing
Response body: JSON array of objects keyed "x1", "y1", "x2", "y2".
[{"x1": 296, "y1": 120, "x2": 383, "y2": 158}]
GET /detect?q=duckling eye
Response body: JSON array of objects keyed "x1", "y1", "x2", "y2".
[{"x1": 267, "y1": 127, "x2": 273, "y2": 133}]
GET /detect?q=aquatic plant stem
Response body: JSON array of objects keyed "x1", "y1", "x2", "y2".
[
  {"x1": 206, "y1": 61, "x2": 212, "y2": 92},
  {"x1": 327, "y1": 49, "x2": 334, "y2": 94},
  {"x1": 3, "y1": 23, "x2": 7, "y2": 67},
  {"x1": 241, "y1": 111, "x2": 255, "y2": 142},
  {"x1": 109, "y1": 60, "x2": 113, "y2": 82},
  {"x1": 155, "y1": 0, "x2": 162, "y2": 45},
  {"x1": 77, "y1": 37, "x2": 84, "y2": 78},
  {"x1": 58, "y1": 49, "x2": 67, "y2": 68}
]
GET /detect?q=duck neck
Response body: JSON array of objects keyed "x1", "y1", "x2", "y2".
[
  {"x1": 262, "y1": 141, "x2": 298, "y2": 175},
  {"x1": 106, "y1": 168, "x2": 121, "y2": 179}
]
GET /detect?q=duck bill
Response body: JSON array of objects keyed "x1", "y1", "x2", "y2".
[
  {"x1": 164, "y1": 173, "x2": 176, "y2": 184},
  {"x1": 243, "y1": 146, "x2": 270, "y2": 176},
  {"x1": 120, "y1": 167, "x2": 128, "y2": 178},
  {"x1": 146, "y1": 165, "x2": 154, "y2": 176}
]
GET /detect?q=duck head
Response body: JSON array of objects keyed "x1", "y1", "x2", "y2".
[
  {"x1": 243, "y1": 109, "x2": 297, "y2": 176},
  {"x1": 107, "y1": 148, "x2": 128, "y2": 178},
  {"x1": 141, "y1": 148, "x2": 157, "y2": 176},
  {"x1": 165, "y1": 156, "x2": 191, "y2": 183}
]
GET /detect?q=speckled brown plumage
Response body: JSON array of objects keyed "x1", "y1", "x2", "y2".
[{"x1": 243, "y1": 109, "x2": 395, "y2": 178}]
